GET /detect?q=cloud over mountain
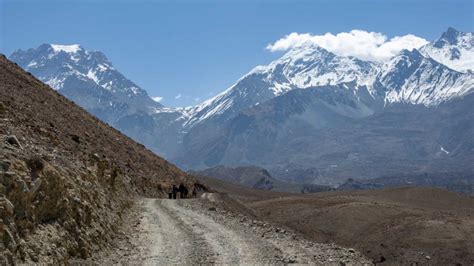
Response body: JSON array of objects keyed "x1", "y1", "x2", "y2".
[{"x1": 266, "y1": 30, "x2": 428, "y2": 61}]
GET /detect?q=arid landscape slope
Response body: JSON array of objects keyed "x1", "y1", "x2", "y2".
[
  {"x1": 199, "y1": 176, "x2": 474, "y2": 265},
  {"x1": 0, "y1": 55, "x2": 200, "y2": 264}
]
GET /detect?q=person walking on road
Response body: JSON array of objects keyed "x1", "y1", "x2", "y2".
[
  {"x1": 171, "y1": 185, "x2": 178, "y2": 199},
  {"x1": 179, "y1": 183, "x2": 185, "y2": 198},
  {"x1": 184, "y1": 186, "x2": 189, "y2": 198}
]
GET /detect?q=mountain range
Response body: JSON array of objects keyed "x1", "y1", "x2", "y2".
[{"x1": 9, "y1": 27, "x2": 474, "y2": 186}]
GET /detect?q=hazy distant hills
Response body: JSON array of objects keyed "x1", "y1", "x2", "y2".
[
  {"x1": 9, "y1": 28, "x2": 474, "y2": 187},
  {"x1": 190, "y1": 165, "x2": 334, "y2": 193}
]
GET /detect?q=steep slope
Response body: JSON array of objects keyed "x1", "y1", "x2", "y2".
[
  {"x1": 0, "y1": 55, "x2": 199, "y2": 264},
  {"x1": 9, "y1": 44, "x2": 187, "y2": 158},
  {"x1": 420, "y1": 27, "x2": 474, "y2": 73},
  {"x1": 9, "y1": 44, "x2": 163, "y2": 121},
  {"x1": 378, "y1": 49, "x2": 473, "y2": 105},
  {"x1": 179, "y1": 84, "x2": 378, "y2": 169}
]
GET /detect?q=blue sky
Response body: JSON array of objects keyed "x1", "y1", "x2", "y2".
[{"x1": 1, "y1": 0, "x2": 473, "y2": 107}]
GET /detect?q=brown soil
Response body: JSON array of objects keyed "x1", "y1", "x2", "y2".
[
  {"x1": 89, "y1": 197, "x2": 371, "y2": 265},
  {"x1": 199, "y1": 176, "x2": 474, "y2": 265},
  {"x1": 0, "y1": 55, "x2": 200, "y2": 264},
  {"x1": 0, "y1": 55, "x2": 199, "y2": 196}
]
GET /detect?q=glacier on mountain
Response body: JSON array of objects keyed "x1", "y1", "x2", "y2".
[
  {"x1": 7, "y1": 28, "x2": 474, "y2": 165},
  {"x1": 420, "y1": 27, "x2": 474, "y2": 73},
  {"x1": 180, "y1": 29, "x2": 473, "y2": 128}
]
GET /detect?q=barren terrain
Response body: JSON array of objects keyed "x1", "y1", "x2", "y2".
[
  {"x1": 0, "y1": 55, "x2": 200, "y2": 263},
  {"x1": 199, "y1": 176, "x2": 474, "y2": 265},
  {"x1": 91, "y1": 195, "x2": 370, "y2": 265}
]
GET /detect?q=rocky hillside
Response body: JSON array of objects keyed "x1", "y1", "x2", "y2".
[{"x1": 0, "y1": 55, "x2": 200, "y2": 264}]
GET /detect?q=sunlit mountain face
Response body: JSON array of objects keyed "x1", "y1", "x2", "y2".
[{"x1": 10, "y1": 28, "x2": 474, "y2": 185}]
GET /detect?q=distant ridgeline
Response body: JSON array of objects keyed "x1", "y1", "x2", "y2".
[{"x1": 10, "y1": 28, "x2": 474, "y2": 190}]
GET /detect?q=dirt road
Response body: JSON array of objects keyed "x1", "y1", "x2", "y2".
[
  {"x1": 142, "y1": 199, "x2": 284, "y2": 264},
  {"x1": 94, "y1": 196, "x2": 370, "y2": 264}
]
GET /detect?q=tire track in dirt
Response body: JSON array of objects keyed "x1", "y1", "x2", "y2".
[
  {"x1": 95, "y1": 197, "x2": 371, "y2": 265},
  {"x1": 140, "y1": 199, "x2": 215, "y2": 264},
  {"x1": 161, "y1": 199, "x2": 284, "y2": 264}
]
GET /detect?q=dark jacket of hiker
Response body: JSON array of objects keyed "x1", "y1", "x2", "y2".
[
  {"x1": 178, "y1": 184, "x2": 186, "y2": 198},
  {"x1": 184, "y1": 186, "x2": 189, "y2": 198},
  {"x1": 171, "y1": 185, "x2": 178, "y2": 199}
]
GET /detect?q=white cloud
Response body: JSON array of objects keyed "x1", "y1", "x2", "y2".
[
  {"x1": 152, "y1": 96, "x2": 163, "y2": 102},
  {"x1": 175, "y1": 94, "x2": 182, "y2": 99},
  {"x1": 266, "y1": 30, "x2": 429, "y2": 61}
]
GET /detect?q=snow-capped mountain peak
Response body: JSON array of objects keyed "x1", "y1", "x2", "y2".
[
  {"x1": 433, "y1": 27, "x2": 464, "y2": 48},
  {"x1": 10, "y1": 44, "x2": 152, "y2": 99},
  {"x1": 380, "y1": 48, "x2": 474, "y2": 105},
  {"x1": 9, "y1": 44, "x2": 164, "y2": 123},
  {"x1": 420, "y1": 28, "x2": 474, "y2": 73},
  {"x1": 379, "y1": 49, "x2": 424, "y2": 76},
  {"x1": 50, "y1": 44, "x2": 83, "y2": 53},
  {"x1": 7, "y1": 30, "x2": 474, "y2": 168},
  {"x1": 253, "y1": 44, "x2": 379, "y2": 93},
  {"x1": 181, "y1": 40, "x2": 474, "y2": 128}
]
